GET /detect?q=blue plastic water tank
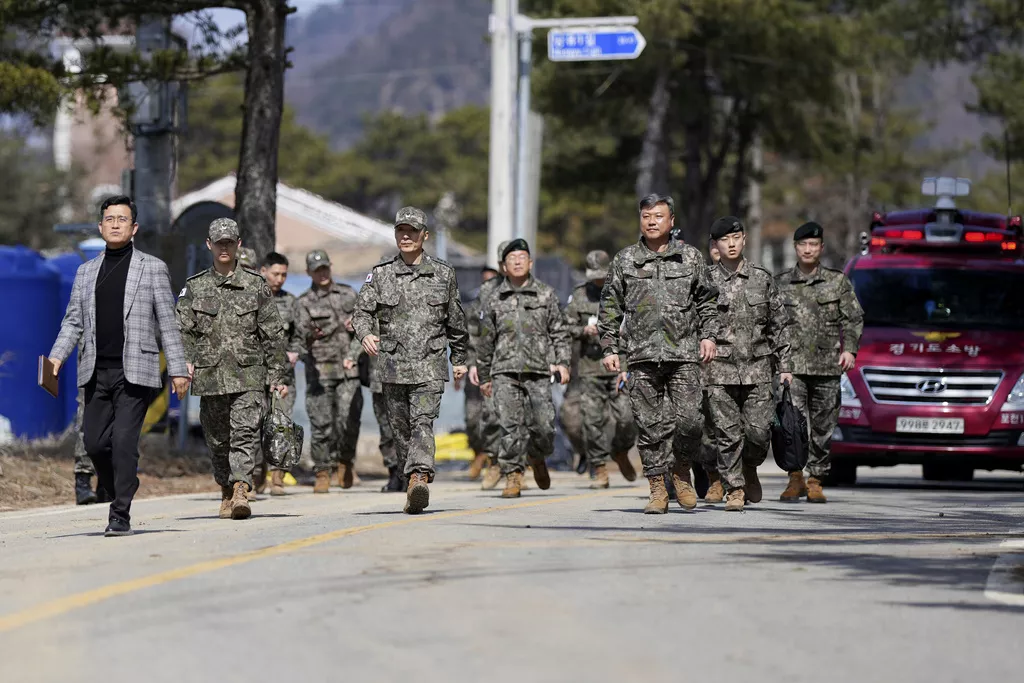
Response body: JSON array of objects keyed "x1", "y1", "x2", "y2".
[
  {"x1": 0, "y1": 246, "x2": 63, "y2": 439},
  {"x1": 79, "y1": 237, "x2": 105, "y2": 262},
  {"x1": 47, "y1": 250, "x2": 89, "y2": 428}
]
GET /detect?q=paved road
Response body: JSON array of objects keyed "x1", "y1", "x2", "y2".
[{"x1": 1, "y1": 466, "x2": 1022, "y2": 683}]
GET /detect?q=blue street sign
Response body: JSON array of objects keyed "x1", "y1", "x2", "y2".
[{"x1": 547, "y1": 26, "x2": 646, "y2": 62}]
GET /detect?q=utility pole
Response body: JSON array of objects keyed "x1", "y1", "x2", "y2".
[{"x1": 488, "y1": 0, "x2": 518, "y2": 269}]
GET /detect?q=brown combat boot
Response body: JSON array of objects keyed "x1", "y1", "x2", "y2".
[
  {"x1": 610, "y1": 451, "x2": 637, "y2": 482},
  {"x1": 231, "y1": 482, "x2": 251, "y2": 520},
  {"x1": 313, "y1": 470, "x2": 331, "y2": 494},
  {"x1": 467, "y1": 453, "x2": 488, "y2": 481},
  {"x1": 671, "y1": 463, "x2": 698, "y2": 510},
  {"x1": 219, "y1": 486, "x2": 233, "y2": 519},
  {"x1": 529, "y1": 456, "x2": 551, "y2": 490},
  {"x1": 725, "y1": 488, "x2": 745, "y2": 512},
  {"x1": 270, "y1": 470, "x2": 286, "y2": 496},
  {"x1": 780, "y1": 471, "x2": 807, "y2": 502},
  {"x1": 705, "y1": 471, "x2": 724, "y2": 503},
  {"x1": 644, "y1": 476, "x2": 669, "y2": 514},
  {"x1": 337, "y1": 462, "x2": 354, "y2": 489},
  {"x1": 590, "y1": 464, "x2": 610, "y2": 489},
  {"x1": 502, "y1": 471, "x2": 523, "y2": 498},
  {"x1": 743, "y1": 464, "x2": 762, "y2": 503},
  {"x1": 482, "y1": 463, "x2": 502, "y2": 490},
  {"x1": 404, "y1": 472, "x2": 430, "y2": 514},
  {"x1": 806, "y1": 477, "x2": 827, "y2": 503}
]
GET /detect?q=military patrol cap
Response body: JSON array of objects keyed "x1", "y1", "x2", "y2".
[
  {"x1": 208, "y1": 218, "x2": 239, "y2": 242},
  {"x1": 237, "y1": 247, "x2": 257, "y2": 267},
  {"x1": 501, "y1": 238, "x2": 530, "y2": 261},
  {"x1": 794, "y1": 221, "x2": 824, "y2": 241},
  {"x1": 709, "y1": 216, "x2": 744, "y2": 240},
  {"x1": 497, "y1": 240, "x2": 512, "y2": 261},
  {"x1": 585, "y1": 250, "x2": 610, "y2": 280},
  {"x1": 394, "y1": 206, "x2": 428, "y2": 231},
  {"x1": 306, "y1": 249, "x2": 331, "y2": 270}
]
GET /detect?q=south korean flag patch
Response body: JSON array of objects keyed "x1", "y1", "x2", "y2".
[{"x1": 365, "y1": 272, "x2": 373, "y2": 283}]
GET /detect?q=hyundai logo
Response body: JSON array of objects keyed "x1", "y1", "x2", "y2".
[{"x1": 916, "y1": 379, "x2": 947, "y2": 394}]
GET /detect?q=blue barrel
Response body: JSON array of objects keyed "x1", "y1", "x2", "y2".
[
  {"x1": 47, "y1": 251, "x2": 88, "y2": 428},
  {"x1": 0, "y1": 247, "x2": 62, "y2": 439},
  {"x1": 79, "y1": 237, "x2": 105, "y2": 261}
]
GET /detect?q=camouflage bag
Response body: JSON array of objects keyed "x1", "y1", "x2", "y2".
[{"x1": 262, "y1": 392, "x2": 303, "y2": 470}]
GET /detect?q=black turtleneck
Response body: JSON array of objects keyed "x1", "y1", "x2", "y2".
[{"x1": 95, "y1": 242, "x2": 133, "y2": 368}]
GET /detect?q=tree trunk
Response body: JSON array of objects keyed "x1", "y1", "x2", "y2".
[
  {"x1": 635, "y1": 66, "x2": 671, "y2": 200},
  {"x1": 235, "y1": 0, "x2": 291, "y2": 259},
  {"x1": 729, "y1": 110, "x2": 754, "y2": 216}
]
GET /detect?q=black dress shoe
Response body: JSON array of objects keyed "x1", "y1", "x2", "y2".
[
  {"x1": 75, "y1": 473, "x2": 98, "y2": 505},
  {"x1": 104, "y1": 518, "x2": 133, "y2": 537}
]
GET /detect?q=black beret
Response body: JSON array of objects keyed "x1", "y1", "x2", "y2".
[
  {"x1": 709, "y1": 216, "x2": 744, "y2": 240},
  {"x1": 501, "y1": 238, "x2": 530, "y2": 261},
  {"x1": 794, "y1": 221, "x2": 824, "y2": 241}
]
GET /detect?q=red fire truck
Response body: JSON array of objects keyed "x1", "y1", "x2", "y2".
[{"x1": 831, "y1": 177, "x2": 1024, "y2": 484}]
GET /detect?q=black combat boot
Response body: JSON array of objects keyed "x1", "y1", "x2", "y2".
[
  {"x1": 381, "y1": 466, "x2": 405, "y2": 492},
  {"x1": 75, "y1": 473, "x2": 97, "y2": 505}
]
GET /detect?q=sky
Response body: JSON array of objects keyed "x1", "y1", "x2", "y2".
[{"x1": 204, "y1": 0, "x2": 331, "y2": 34}]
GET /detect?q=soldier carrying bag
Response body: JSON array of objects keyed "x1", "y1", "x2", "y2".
[
  {"x1": 771, "y1": 381, "x2": 809, "y2": 473},
  {"x1": 262, "y1": 391, "x2": 304, "y2": 470}
]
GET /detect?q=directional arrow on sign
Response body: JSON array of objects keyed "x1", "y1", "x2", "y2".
[{"x1": 547, "y1": 25, "x2": 646, "y2": 62}]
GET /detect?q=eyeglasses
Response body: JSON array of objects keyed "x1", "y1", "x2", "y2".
[{"x1": 102, "y1": 216, "x2": 133, "y2": 226}]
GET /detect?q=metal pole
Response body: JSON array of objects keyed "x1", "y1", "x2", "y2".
[
  {"x1": 487, "y1": 0, "x2": 517, "y2": 269},
  {"x1": 514, "y1": 30, "x2": 532, "y2": 240}
]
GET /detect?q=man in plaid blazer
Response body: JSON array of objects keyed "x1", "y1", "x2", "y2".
[{"x1": 48, "y1": 196, "x2": 190, "y2": 537}]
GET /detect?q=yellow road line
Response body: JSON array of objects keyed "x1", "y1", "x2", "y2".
[
  {"x1": 598, "y1": 531, "x2": 1024, "y2": 545},
  {"x1": 0, "y1": 488, "x2": 631, "y2": 633}
]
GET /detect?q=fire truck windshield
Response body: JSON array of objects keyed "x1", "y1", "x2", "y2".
[{"x1": 851, "y1": 268, "x2": 1024, "y2": 330}]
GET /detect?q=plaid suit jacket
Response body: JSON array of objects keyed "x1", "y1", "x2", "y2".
[{"x1": 49, "y1": 247, "x2": 188, "y2": 388}]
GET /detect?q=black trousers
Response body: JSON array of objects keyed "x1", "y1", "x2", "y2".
[{"x1": 83, "y1": 366, "x2": 154, "y2": 523}]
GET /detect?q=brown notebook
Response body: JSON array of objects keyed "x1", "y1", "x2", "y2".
[{"x1": 38, "y1": 356, "x2": 59, "y2": 398}]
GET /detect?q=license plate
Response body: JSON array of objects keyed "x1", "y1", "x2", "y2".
[{"x1": 895, "y1": 417, "x2": 965, "y2": 434}]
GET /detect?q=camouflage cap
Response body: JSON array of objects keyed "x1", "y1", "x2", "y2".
[
  {"x1": 497, "y1": 240, "x2": 511, "y2": 261},
  {"x1": 208, "y1": 218, "x2": 239, "y2": 242},
  {"x1": 306, "y1": 249, "x2": 331, "y2": 270},
  {"x1": 236, "y1": 247, "x2": 257, "y2": 267},
  {"x1": 584, "y1": 250, "x2": 610, "y2": 281},
  {"x1": 394, "y1": 206, "x2": 428, "y2": 231}
]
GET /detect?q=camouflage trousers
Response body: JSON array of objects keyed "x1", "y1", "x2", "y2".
[
  {"x1": 493, "y1": 374, "x2": 555, "y2": 475},
  {"x1": 706, "y1": 383, "x2": 773, "y2": 491},
  {"x1": 382, "y1": 381, "x2": 444, "y2": 477},
  {"x1": 72, "y1": 387, "x2": 94, "y2": 475},
  {"x1": 559, "y1": 381, "x2": 585, "y2": 455},
  {"x1": 579, "y1": 375, "x2": 637, "y2": 467},
  {"x1": 307, "y1": 378, "x2": 363, "y2": 473},
  {"x1": 627, "y1": 362, "x2": 703, "y2": 478},
  {"x1": 199, "y1": 391, "x2": 263, "y2": 489},
  {"x1": 255, "y1": 382, "x2": 296, "y2": 471},
  {"x1": 372, "y1": 391, "x2": 397, "y2": 469},
  {"x1": 789, "y1": 375, "x2": 840, "y2": 479},
  {"x1": 465, "y1": 381, "x2": 500, "y2": 456}
]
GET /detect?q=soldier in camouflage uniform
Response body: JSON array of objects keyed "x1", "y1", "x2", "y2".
[
  {"x1": 599, "y1": 194, "x2": 720, "y2": 514},
  {"x1": 565, "y1": 250, "x2": 637, "y2": 488},
  {"x1": 462, "y1": 266, "x2": 501, "y2": 480},
  {"x1": 369, "y1": 328, "x2": 400, "y2": 492},
  {"x1": 294, "y1": 249, "x2": 364, "y2": 494},
  {"x1": 176, "y1": 218, "x2": 288, "y2": 520},
  {"x1": 353, "y1": 206, "x2": 469, "y2": 514},
  {"x1": 775, "y1": 221, "x2": 864, "y2": 503},
  {"x1": 704, "y1": 217, "x2": 793, "y2": 511},
  {"x1": 477, "y1": 238, "x2": 571, "y2": 498},
  {"x1": 236, "y1": 246, "x2": 258, "y2": 270}
]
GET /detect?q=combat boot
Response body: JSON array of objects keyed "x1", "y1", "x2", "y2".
[
  {"x1": 590, "y1": 464, "x2": 610, "y2": 489},
  {"x1": 75, "y1": 473, "x2": 97, "y2": 505},
  {"x1": 230, "y1": 482, "x2": 251, "y2": 520},
  {"x1": 481, "y1": 463, "x2": 502, "y2": 490},
  {"x1": 337, "y1": 462, "x2": 354, "y2": 489},
  {"x1": 381, "y1": 466, "x2": 405, "y2": 492},
  {"x1": 670, "y1": 463, "x2": 698, "y2": 510},
  {"x1": 313, "y1": 470, "x2": 331, "y2": 494},
  {"x1": 644, "y1": 476, "x2": 669, "y2": 514},
  {"x1": 725, "y1": 488, "x2": 745, "y2": 512},
  {"x1": 704, "y1": 471, "x2": 724, "y2": 503},
  {"x1": 253, "y1": 462, "x2": 267, "y2": 495},
  {"x1": 610, "y1": 451, "x2": 637, "y2": 482},
  {"x1": 806, "y1": 477, "x2": 827, "y2": 503},
  {"x1": 270, "y1": 470, "x2": 286, "y2": 496},
  {"x1": 467, "y1": 453, "x2": 488, "y2": 481},
  {"x1": 404, "y1": 472, "x2": 430, "y2": 514},
  {"x1": 502, "y1": 471, "x2": 523, "y2": 498},
  {"x1": 219, "y1": 486, "x2": 234, "y2": 519},
  {"x1": 780, "y1": 471, "x2": 807, "y2": 502},
  {"x1": 529, "y1": 456, "x2": 551, "y2": 490},
  {"x1": 743, "y1": 464, "x2": 762, "y2": 503}
]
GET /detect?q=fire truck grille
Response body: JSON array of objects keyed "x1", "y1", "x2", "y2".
[{"x1": 860, "y1": 367, "x2": 1003, "y2": 405}]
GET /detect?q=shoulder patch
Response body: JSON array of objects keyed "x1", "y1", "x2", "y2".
[
  {"x1": 365, "y1": 272, "x2": 373, "y2": 283},
  {"x1": 178, "y1": 286, "x2": 187, "y2": 297},
  {"x1": 566, "y1": 294, "x2": 573, "y2": 304}
]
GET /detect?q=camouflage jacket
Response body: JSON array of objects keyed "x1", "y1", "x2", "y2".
[
  {"x1": 775, "y1": 264, "x2": 864, "y2": 376},
  {"x1": 477, "y1": 275, "x2": 571, "y2": 382},
  {"x1": 599, "y1": 238, "x2": 719, "y2": 365},
  {"x1": 176, "y1": 266, "x2": 286, "y2": 396},
  {"x1": 352, "y1": 254, "x2": 469, "y2": 385},
  {"x1": 272, "y1": 289, "x2": 298, "y2": 386},
  {"x1": 565, "y1": 282, "x2": 618, "y2": 377},
  {"x1": 294, "y1": 282, "x2": 362, "y2": 382},
  {"x1": 705, "y1": 260, "x2": 793, "y2": 385}
]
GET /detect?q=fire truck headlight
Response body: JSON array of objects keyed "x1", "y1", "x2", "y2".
[
  {"x1": 840, "y1": 373, "x2": 861, "y2": 408},
  {"x1": 1001, "y1": 373, "x2": 1024, "y2": 412}
]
